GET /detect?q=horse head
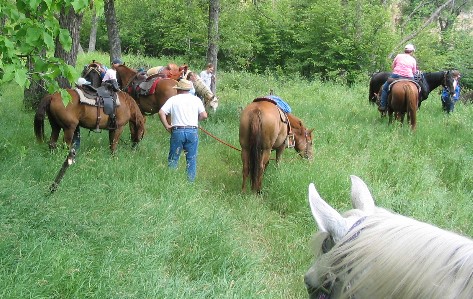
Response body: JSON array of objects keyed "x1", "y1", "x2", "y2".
[
  {"x1": 288, "y1": 115, "x2": 314, "y2": 159},
  {"x1": 82, "y1": 60, "x2": 105, "y2": 88},
  {"x1": 444, "y1": 70, "x2": 456, "y2": 97},
  {"x1": 305, "y1": 176, "x2": 473, "y2": 299},
  {"x1": 185, "y1": 70, "x2": 219, "y2": 112}
]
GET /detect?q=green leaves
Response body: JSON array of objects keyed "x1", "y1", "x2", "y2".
[{"x1": 0, "y1": 0, "x2": 93, "y2": 97}]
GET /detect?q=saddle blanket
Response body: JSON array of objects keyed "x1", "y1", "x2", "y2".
[
  {"x1": 75, "y1": 88, "x2": 121, "y2": 106},
  {"x1": 266, "y1": 95, "x2": 292, "y2": 113}
]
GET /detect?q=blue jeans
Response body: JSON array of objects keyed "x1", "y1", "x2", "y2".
[
  {"x1": 380, "y1": 74, "x2": 413, "y2": 109},
  {"x1": 168, "y1": 127, "x2": 199, "y2": 182}
]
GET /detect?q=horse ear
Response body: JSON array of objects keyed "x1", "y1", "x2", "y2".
[
  {"x1": 350, "y1": 175, "x2": 375, "y2": 213},
  {"x1": 308, "y1": 183, "x2": 348, "y2": 241}
]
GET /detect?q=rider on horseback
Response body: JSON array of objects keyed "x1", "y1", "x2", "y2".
[
  {"x1": 102, "y1": 58, "x2": 122, "y2": 92},
  {"x1": 379, "y1": 44, "x2": 417, "y2": 112}
]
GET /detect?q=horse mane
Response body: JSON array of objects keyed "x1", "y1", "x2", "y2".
[
  {"x1": 249, "y1": 109, "x2": 263, "y2": 190},
  {"x1": 313, "y1": 209, "x2": 473, "y2": 299}
]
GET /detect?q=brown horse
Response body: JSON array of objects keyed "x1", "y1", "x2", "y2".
[
  {"x1": 239, "y1": 100, "x2": 314, "y2": 193},
  {"x1": 386, "y1": 80, "x2": 419, "y2": 130},
  {"x1": 114, "y1": 64, "x2": 179, "y2": 116},
  {"x1": 34, "y1": 89, "x2": 145, "y2": 153}
]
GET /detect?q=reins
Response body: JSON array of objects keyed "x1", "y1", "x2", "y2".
[
  {"x1": 198, "y1": 126, "x2": 241, "y2": 152},
  {"x1": 198, "y1": 126, "x2": 303, "y2": 162}
]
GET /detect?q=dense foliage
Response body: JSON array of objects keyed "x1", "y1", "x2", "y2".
[
  {"x1": 80, "y1": 0, "x2": 472, "y2": 87},
  {"x1": 0, "y1": 0, "x2": 92, "y2": 92}
]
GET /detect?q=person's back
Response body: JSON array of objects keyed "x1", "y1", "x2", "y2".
[
  {"x1": 158, "y1": 79, "x2": 208, "y2": 182},
  {"x1": 392, "y1": 53, "x2": 417, "y2": 78},
  {"x1": 379, "y1": 44, "x2": 417, "y2": 112}
]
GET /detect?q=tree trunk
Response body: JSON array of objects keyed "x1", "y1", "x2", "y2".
[
  {"x1": 104, "y1": 0, "x2": 122, "y2": 63},
  {"x1": 24, "y1": 6, "x2": 83, "y2": 109},
  {"x1": 88, "y1": 8, "x2": 98, "y2": 52},
  {"x1": 23, "y1": 54, "x2": 45, "y2": 110},
  {"x1": 54, "y1": 6, "x2": 84, "y2": 88},
  {"x1": 207, "y1": 0, "x2": 220, "y2": 94}
]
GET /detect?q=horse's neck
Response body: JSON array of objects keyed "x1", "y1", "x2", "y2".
[
  {"x1": 424, "y1": 72, "x2": 444, "y2": 92},
  {"x1": 118, "y1": 67, "x2": 137, "y2": 88}
]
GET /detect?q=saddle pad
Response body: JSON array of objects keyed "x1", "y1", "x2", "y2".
[
  {"x1": 253, "y1": 95, "x2": 292, "y2": 113},
  {"x1": 75, "y1": 88, "x2": 121, "y2": 106},
  {"x1": 389, "y1": 79, "x2": 421, "y2": 92},
  {"x1": 138, "y1": 77, "x2": 161, "y2": 96}
]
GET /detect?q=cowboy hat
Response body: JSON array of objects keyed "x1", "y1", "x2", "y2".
[{"x1": 173, "y1": 79, "x2": 193, "y2": 91}]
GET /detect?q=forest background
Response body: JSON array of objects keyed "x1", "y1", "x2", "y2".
[
  {"x1": 82, "y1": 0, "x2": 472, "y2": 86},
  {"x1": 0, "y1": 0, "x2": 472, "y2": 105}
]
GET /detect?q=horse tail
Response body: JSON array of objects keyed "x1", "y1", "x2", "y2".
[
  {"x1": 34, "y1": 95, "x2": 51, "y2": 143},
  {"x1": 249, "y1": 109, "x2": 263, "y2": 191}
]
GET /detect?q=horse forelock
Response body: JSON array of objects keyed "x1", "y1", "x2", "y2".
[{"x1": 309, "y1": 210, "x2": 473, "y2": 299}]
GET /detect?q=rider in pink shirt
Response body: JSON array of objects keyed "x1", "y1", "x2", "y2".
[{"x1": 379, "y1": 44, "x2": 417, "y2": 111}]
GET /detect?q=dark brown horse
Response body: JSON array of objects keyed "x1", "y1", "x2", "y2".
[
  {"x1": 387, "y1": 80, "x2": 419, "y2": 130},
  {"x1": 34, "y1": 89, "x2": 145, "y2": 153},
  {"x1": 369, "y1": 70, "x2": 456, "y2": 107},
  {"x1": 81, "y1": 60, "x2": 106, "y2": 87},
  {"x1": 239, "y1": 100, "x2": 314, "y2": 193}
]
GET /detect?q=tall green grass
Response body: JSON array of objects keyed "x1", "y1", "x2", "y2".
[{"x1": 1, "y1": 53, "x2": 472, "y2": 298}]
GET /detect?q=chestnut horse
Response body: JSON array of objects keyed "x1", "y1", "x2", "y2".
[
  {"x1": 305, "y1": 175, "x2": 473, "y2": 299},
  {"x1": 34, "y1": 89, "x2": 145, "y2": 153},
  {"x1": 115, "y1": 64, "x2": 177, "y2": 115},
  {"x1": 239, "y1": 100, "x2": 314, "y2": 193},
  {"x1": 387, "y1": 80, "x2": 419, "y2": 130}
]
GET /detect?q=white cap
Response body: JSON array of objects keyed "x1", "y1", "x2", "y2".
[
  {"x1": 404, "y1": 44, "x2": 415, "y2": 52},
  {"x1": 76, "y1": 77, "x2": 91, "y2": 86}
]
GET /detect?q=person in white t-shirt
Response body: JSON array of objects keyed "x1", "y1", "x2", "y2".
[
  {"x1": 158, "y1": 79, "x2": 208, "y2": 182},
  {"x1": 199, "y1": 63, "x2": 215, "y2": 90}
]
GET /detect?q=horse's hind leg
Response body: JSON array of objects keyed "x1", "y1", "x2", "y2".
[
  {"x1": 241, "y1": 149, "x2": 250, "y2": 192},
  {"x1": 48, "y1": 119, "x2": 62, "y2": 150}
]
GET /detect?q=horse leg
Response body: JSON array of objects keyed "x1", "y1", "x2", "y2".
[
  {"x1": 388, "y1": 110, "x2": 394, "y2": 124},
  {"x1": 256, "y1": 149, "x2": 271, "y2": 193},
  {"x1": 109, "y1": 126, "x2": 125, "y2": 153},
  {"x1": 63, "y1": 126, "x2": 77, "y2": 149},
  {"x1": 274, "y1": 144, "x2": 286, "y2": 164},
  {"x1": 241, "y1": 149, "x2": 250, "y2": 192}
]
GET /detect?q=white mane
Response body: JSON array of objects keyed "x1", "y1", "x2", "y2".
[{"x1": 305, "y1": 176, "x2": 473, "y2": 299}]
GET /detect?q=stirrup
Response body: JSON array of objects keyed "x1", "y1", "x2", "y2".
[{"x1": 287, "y1": 134, "x2": 295, "y2": 148}]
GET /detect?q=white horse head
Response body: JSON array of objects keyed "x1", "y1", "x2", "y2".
[{"x1": 305, "y1": 175, "x2": 473, "y2": 299}]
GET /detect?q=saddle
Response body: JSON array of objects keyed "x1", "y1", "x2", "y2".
[
  {"x1": 146, "y1": 63, "x2": 182, "y2": 81},
  {"x1": 253, "y1": 97, "x2": 295, "y2": 148},
  {"x1": 75, "y1": 84, "x2": 120, "y2": 132},
  {"x1": 135, "y1": 76, "x2": 163, "y2": 97},
  {"x1": 387, "y1": 78, "x2": 422, "y2": 94}
]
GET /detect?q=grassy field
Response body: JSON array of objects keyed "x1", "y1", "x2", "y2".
[{"x1": 1, "y1": 52, "x2": 472, "y2": 298}]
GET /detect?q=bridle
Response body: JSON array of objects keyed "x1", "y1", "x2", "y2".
[{"x1": 309, "y1": 216, "x2": 367, "y2": 299}]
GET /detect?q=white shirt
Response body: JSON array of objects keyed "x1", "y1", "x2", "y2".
[
  {"x1": 102, "y1": 68, "x2": 117, "y2": 81},
  {"x1": 199, "y1": 70, "x2": 212, "y2": 88},
  {"x1": 160, "y1": 93, "x2": 206, "y2": 127}
]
